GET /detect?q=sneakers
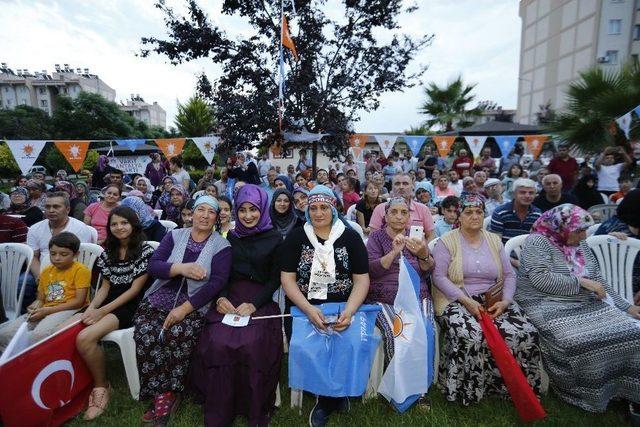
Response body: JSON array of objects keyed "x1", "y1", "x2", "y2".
[
  {"x1": 83, "y1": 385, "x2": 111, "y2": 420},
  {"x1": 309, "y1": 397, "x2": 331, "y2": 427}
]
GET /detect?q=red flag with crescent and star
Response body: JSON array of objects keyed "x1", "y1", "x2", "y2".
[{"x1": 0, "y1": 322, "x2": 93, "y2": 427}]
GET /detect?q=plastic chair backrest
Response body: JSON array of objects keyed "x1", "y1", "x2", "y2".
[
  {"x1": 159, "y1": 220, "x2": 178, "y2": 231},
  {"x1": 346, "y1": 204, "x2": 357, "y2": 221},
  {"x1": 346, "y1": 220, "x2": 365, "y2": 242},
  {"x1": 88, "y1": 226, "x2": 98, "y2": 243},
  {"x1": 153, "y1": 209, "x2": 163, "y2": 218},
  {"x1": 504, "y1": 234, "x2": 529, "y2": 261},
  {"x1": 483, "y1": 216, "x2": 492, "y2": 230},
  {"x1": 586, "y1": 235, "x2": 640, "y2": 303},
  {"x1": 0, "y1": 243, "x2": 34, "y2": 320},
  {"x1": 586, "y1": 223, "x2": 600, "y2": 237},
  {"x1": 600, "y1": 193, "x2": 609, "y2": 204},
  {"x1": 145, "y1": 241, "x2": 160, "y2": 250},
  {"x1": 428, "y1": 237, "x2": 439, "y2": 252},
  {"x1": 77, "y1": 243, "x2": 104, "y2": 271},
  {"x1": 587, "y1": 204, "x2": 617, "y2": 223}
]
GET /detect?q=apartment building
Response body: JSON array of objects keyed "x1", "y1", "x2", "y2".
[{"x1": 120, "y1": 95, "x2": 167, "y2": 128}]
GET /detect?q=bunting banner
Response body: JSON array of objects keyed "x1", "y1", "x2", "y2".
[
  {"x1": 432, "y1": 136, "x2": 456, "y2": 158},
  {"x1": 635, "y1": 105, "x2": 640, "y2": 117},
  {"x1": 616, "y1": 112, "x2": 632, "y2": 139},
  {"x1": 404, "y1": 136, "x2": 427, "y2": 157},
  {"x1": 464, "y1": 136, "x2": 488, "y2": 158},
  {"x1": 373, "y1": 135, "x2": 399, "y2": 159},
  {"x1": 5, "y1": 140, "x2": 47, "y2": 175},
  {"x1": 114, "y1": 139, "x2": 146, "y2": 152},
  {"x1": 349, "y1": 134, "x2": 368, "y2": 161},
  {"x1": 155, "y1": 138, "x2": 186, "y2": 159},
  {"x1": 282, "y1": 15, "x2": 299, "y2": 60},
  {"x1": 53, "y1": 140, "x2": 90, "y2": 172},
  {"x1": 495, "y1": 136, "x2": 519, "y2": 158},
  {"x1": 523, "y1": 135, "x2": 549, "y2": 159},
  {"x1": 190, "y1": 136, "x2": 219, "y2": 165}
]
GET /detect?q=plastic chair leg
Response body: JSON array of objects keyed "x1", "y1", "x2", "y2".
[{"x1": 113, "y1": 330, "x2": 140, "y2": 400}]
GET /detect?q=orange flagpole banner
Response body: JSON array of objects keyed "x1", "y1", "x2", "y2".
[
  {"x1": 349, "y1": 134, "x2": 368, "y2": 161},
  {"x1": 523, "y1": 135, "x2": 549, "y2": 159},
  {"x1": 53, "y1": 140, "x2": 91, "y2": 172},
  {"x1": 433, "y1": 136, "x2": 456, "y2": 158},
  {"x1": 282, "y1": 15, "x2": 299, "y2": 60},
  {"x1": 155, "y1": 138, "x2": 186, "y2": 159}
]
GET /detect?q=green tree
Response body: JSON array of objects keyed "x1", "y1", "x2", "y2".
[
  {"x1": 548, "y1": 62, "x2": 640, "y2": 152},
  {"x1": 419, "y1": 76, "x2": 482, "y2": 132},
  {"x1": 0, "y1": 143, "x2": 20, "y2": 176},
  {"x1": 0, "y1": 105, "x2": 53, "y2": 139},
  {"x1": 174, "y1": 96, "x2": 216, "y2": 137}
]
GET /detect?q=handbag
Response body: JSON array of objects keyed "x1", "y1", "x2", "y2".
[{"x1": 483, "y1": 278, "x2": 504, "y2": 310}]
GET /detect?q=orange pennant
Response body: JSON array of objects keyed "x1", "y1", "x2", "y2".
[
  {"x1": 524, "y1": 135, "x2": 549, "y2": 159},
  {"x1": 349, "y1": 134, "x2": 368, "y2": 161},
  {"x1": 282, "y1": 15, "x2": 299, "y2": 61},
  {"x1": 53, "y1": 140, "x2": 91, "y2": 172},
  {"x1": 155, "y1": 138, "x2": 186, "y2": 159},
  {"x1": 433, "y1": 136, "x2": 456, "y2": 158}
]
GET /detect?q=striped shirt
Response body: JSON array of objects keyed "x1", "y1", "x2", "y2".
[
  {"x1": 489, "y1": 200, "x2": 541, "y2": 243},
  {"x1": 0, "y1": 214, "x2": 28, "y2": 243}
]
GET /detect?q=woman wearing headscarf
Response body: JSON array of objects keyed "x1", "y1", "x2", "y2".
[
  {"x1": 161, "y1": 185, "x2": 188, "y2": 224},
  {"x1": 516, "y1": 203, "x2": 640, "y2": 413},
  {"x1": 432, "y1": 194, "x2": 541, "y2": 406},
  {"x1": 6, "y1": 186, "x2": 44, "y2": 226},
  {"x1": 281, "y1": 185, "x2": 369, "y2": 427},
  {"x1": 133, "y1": 196, "x2": 232, "y2": 426},
  {"x1": 145, "y1": 152, "x2": 167, "y2": 188},
  {"x1": 121, "y1": 196, "x2": 167, "y2": 243},
  {"x1": 292, "y1": 187, "x2": 308, "y2": 223},
  {"x1": 92, "y1": 155, "x2": 112, "y2": 189},
  {"x1": 75, "y1": 181, "x2": 96, "y2": 205},
  {"x1": 26, "y1": 179, "x2": 47, "y2": 212},
  {"x1": 269, "y1": 188, "x2": 303, "y2": 239},
  {"x1": 55, "y1": 181, "x2": 87, "y2": 221},
  {"x1": 154, "y1": 176, "x2": 177, "y2": 211},
  {"x1": 195, "y1": 167, "x2": 216, "y2": 194},
  {"x1": 415, "y1": 181, "x2": 438, "y2": 215},
  {"x1": 191, "y1": 185, "x2": 283, "y2": 427},
  {"x1": 572, "y1": 174, "x2": 603, "y2": 210},
  {"x1": 273, "y1": 174, "x2": 294, "y2": 193},
  {"x1": 134, "y1": 176, "x2": 157, "y2": 207}
]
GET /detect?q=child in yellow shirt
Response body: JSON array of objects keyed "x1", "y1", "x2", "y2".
[{"x1": 0, "y1": 232, "x2": 90, "y2": 351}]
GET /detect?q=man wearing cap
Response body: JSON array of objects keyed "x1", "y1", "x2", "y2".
[
  {"x1": 483, "y1": 178, "x2": 504, "y2": 216},
  {"x1": 548, "y1": 143, "x2": 579, "y2": 190}
]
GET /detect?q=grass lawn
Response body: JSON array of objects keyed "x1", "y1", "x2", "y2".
[{"x1": 67, "y1": 343, "x2": 631, "y2": 427}]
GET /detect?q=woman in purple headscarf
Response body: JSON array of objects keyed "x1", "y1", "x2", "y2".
[
  {"x1": 190, "y1": 184, "x2": 284, "y2": 427},
  {"x1": 91, "y1": 155, "x2": 112, "y2": 189}
]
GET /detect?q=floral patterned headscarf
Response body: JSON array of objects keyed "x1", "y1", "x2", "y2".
[{"x1": 531, "y1": 203, "x2": 594, "y2": 276}]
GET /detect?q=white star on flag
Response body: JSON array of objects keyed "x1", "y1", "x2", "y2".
[{"x1": 69, "y1": 145, "x2": 80, "y2": 158}]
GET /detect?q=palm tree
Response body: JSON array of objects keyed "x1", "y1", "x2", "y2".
[
  {"x1": 419, "y1": 76, "x2": 483, "y2": 131},
  {"x1": 548, "y1": 61, "x2": 640, "y2": 152},
  {"x1": 174, "y1": 96, "x2": 216, "y2": 137}
]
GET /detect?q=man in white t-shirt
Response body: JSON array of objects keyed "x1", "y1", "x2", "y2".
[
  {"x1": 257, "y1": 153, "x2": 272, "y2": 179},
  {"x1": 595, "y1": 147, "x2": 632, "y2": 195}
]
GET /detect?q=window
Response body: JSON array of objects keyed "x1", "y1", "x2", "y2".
[
  {"x1": 38, "y1": 87, "x2": 45, "y2": 94},
  {"x1": 606, "y1": 50, "x2": 619, "y2": 64},
  {"x1": 40, "y1": 99, "x2": 48, "y2": 108},
  {"x1": 6, "y1": 99, "x2": 12, "y2": 107},
  {"x1": 608, "y1": 19, "x2": 622, "y2": 34},
  {"x1": 635, "y1": 24, "x2": 640, "y2": 40}
]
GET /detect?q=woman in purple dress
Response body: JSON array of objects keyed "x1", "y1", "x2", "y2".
[
  {"x1": 133, "y1": 196, "x2": 232, "y2": 426},
  {"x1": 190, "y1": 184, "x2": 284, "y2": 427}
]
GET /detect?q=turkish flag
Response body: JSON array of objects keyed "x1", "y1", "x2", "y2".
[{"x1": 0, "y1": 322, "x2": 93, "y2": 427}]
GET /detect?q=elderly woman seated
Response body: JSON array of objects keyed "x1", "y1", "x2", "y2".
[
  {"x1": 366, "y1": 197, "x2": 434, "y2": 370},
  {"x1": 515, "y1": 203, "x2": 640, "y2": 414},
  {"x1": 432, "y1": 194, "x2": 541, "y2": 405}
]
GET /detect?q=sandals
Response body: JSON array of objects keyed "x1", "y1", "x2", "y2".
[{"x1": 83, "y1": 385, "x2": 111, "y2": 420}]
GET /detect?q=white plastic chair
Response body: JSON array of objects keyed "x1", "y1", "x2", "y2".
[
  {"x1": 347, "y1": 220, "x2": 365, "y2": 242},
  {"x1": 600, "y1": 193, "x2": 609, "y2": 204},
  {"x1": 346, "y1": 204, "x2": 357, "y2": 221},
  {"x1": 145, "y1": 241, "x2": 160, "y2": 250},
  {"x1": 159, "y1": 220, "x2": 178, "y2": 231},
  {"x1": 504, "y1": 234, "x2": 529, "y2": 262},
  {"x1": 483, "y1": 216, "x2": 492, "y2": 230},
  {"x1": 586, "y1": 223, "x2": 600, "y2": 237},
  {"x1": 153, "y1": 209, "x2": 163, "y2": 218},
  {"x1": 102, "y1": 328, "x2": 139, "y2": 399},
  {"x1": 88, "y1": 226, "x2": 98, "y2": 244},
  {"x1": 0, "y1": 243, "x2": 34, "y2": 320},
  {"x1": 587, "y1": 204, "x2": 617, "y2": 223},
  {"x1": 77, "y1": 243, "x2": 104, "y2": 271},
  {"x1": 428, "y1": 237, "x2": 439, "y2": 252},
  {"x1": 586, "y1": 235, "x2": 640, "y2": 304}
]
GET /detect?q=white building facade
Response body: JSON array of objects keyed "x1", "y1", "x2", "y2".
[{"x1": 120, "y1": 97, "x2": 167, "y2": 128}]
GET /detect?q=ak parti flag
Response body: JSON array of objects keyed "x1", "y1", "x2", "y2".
[
  {"x1": 155, "y1": 138, "x2": 186, "y2": 159},
  {"x1": 0, "y1": 322, "x2": 93, "y2": 427},
  {"x1": 349, "y1": 134, "x2": 368, "y2": 161},
  {"x1": 523, "y1": 135, "x2": 549, "y2": 159},
  {"x1": 433, "y1": 136, "x2": 456, "y2": 158},
  {"x1": 53, "y1": 140, "x2": 90, "y2": 172},
  {"x1": 282, "y1": 15, "x2": 299, "y2": 61}
]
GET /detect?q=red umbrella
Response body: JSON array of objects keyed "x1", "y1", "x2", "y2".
[{"x1": 479, "y1": 312, "x2": 546, "y2": 423}]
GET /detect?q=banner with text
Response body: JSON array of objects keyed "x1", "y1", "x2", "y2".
[
  {"x1": 373, "y1": 135, "x2": 398, "y2": 159},
  {"x1": 523, "y1": 135, "x2": 549, "y2": 159},
  {"x1": 349, "y1": 134, "x2": 368, "y2": 161},
  {"x1": 190, "y1": 137, "x2": 220, "y2": 165},
  {"x1": 53, "y1": 140, "x2": 91, "y2": 172},
  {"x1": 5, "y1": 140, "x2": 48, "y2": 175},
  {"x1": 432, "y1": 136, "x2": 456, "y2": 158},
  {"x1": 155, "y1": 138, "x2": 186, "y2": 159},
  {"x1": 107, "y1": 155, "x2": 150, "y2": 175},
  {"x1": 464, "y1": 136, "x2": 488, "y2": 158}
]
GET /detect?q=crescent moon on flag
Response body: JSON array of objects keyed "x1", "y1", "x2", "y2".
[{"x1": 31, "y1": 360, "x2": 75, "y2": 410}]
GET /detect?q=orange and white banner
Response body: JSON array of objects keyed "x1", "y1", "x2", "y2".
[
  {"x1": 523, "y1": 135, "x2": 549, "y2": 159},
  {"x1": 155, "y1": 138, "x2": 186, "y2": 159},
  {"x1": 349, "y1": 134, "x2": 368, "y2": 161},
  {"x1": 433, "y1": 136, "x2": 456, "y2": 158},
  {"x1": 5, "y1": 140, "x2": 47, "y2": 175},
  {"x1": 464, "y1": 136, "x2": 488, "y2": 158},
  {"x1": 53, "y1": 140, "x2": 90, "y2": 172}
]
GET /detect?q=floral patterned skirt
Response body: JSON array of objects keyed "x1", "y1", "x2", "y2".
[
  {"x1": 133, "y1": 300, "x2": 205, "y2": 400},
  {"x1": 437, "y1": 296, "x2": 542, "y2": 406}
]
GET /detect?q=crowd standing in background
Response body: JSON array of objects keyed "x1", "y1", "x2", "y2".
[{"x1": 0, "y1": 139, "x2": 639, "y2": 426}]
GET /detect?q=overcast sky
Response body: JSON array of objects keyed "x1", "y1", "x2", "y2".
[{"x1": 1, "y1": 0, "x2": 521, "y2": 133}]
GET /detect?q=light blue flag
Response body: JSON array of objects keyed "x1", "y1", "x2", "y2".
[
  {"x1": 404, "y1": 136, "x2": 427, "y2": 157},
  {"x1": 634, "y1": 105, "x2": 640, "y2": 117},
  {"x1": 114, "y1": 139, "x2": 146, "y2": 152},
  {"x1": 495, "y1": 136, "x2": 518, "y2": 158},
  {"x1": 289, "y1": 303, "x2": 381, "y2": 397},
  {"x1": 378, "y1": 256, "x2": 435, "y2": 413}
]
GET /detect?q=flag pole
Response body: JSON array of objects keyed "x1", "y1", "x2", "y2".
[{"x1": 278, "y1": 0, "x2": 284, "y2": 131}]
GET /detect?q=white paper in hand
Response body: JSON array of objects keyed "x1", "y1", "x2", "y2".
[{"x1": 222, "y1": 313, "x2": 250, "y2": 327}]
